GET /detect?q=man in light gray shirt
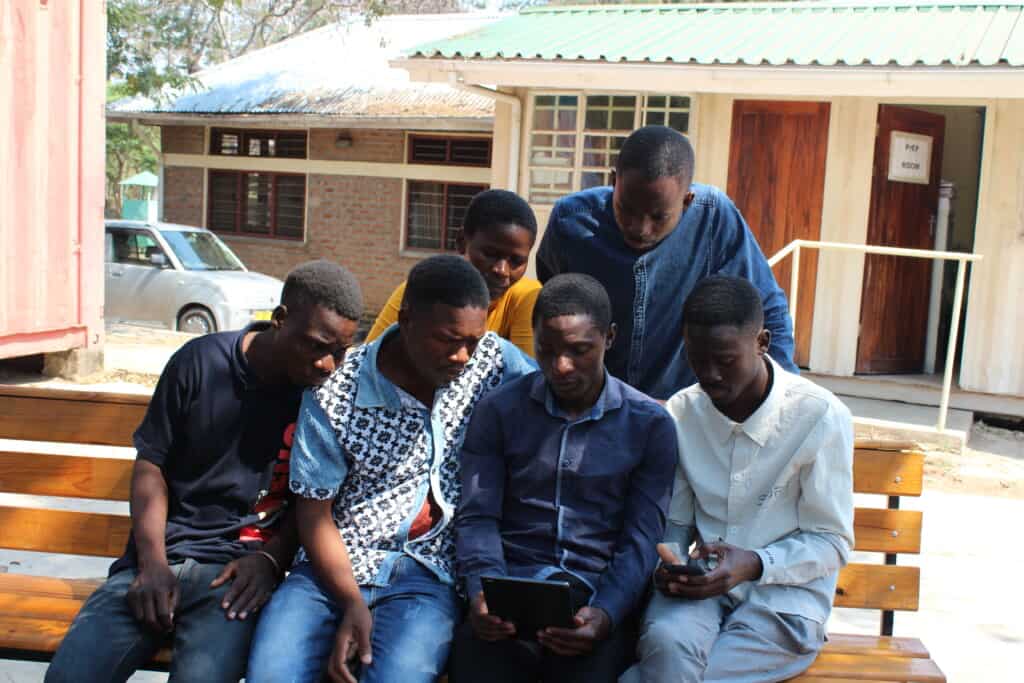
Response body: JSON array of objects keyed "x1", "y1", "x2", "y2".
[{"x1": 621, "y1": 275, "x2": 854, "y2": 683}]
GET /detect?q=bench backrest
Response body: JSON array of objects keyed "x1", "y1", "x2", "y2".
[
  {"x1": 841, "y1": 440, "x2": 925, "y2": 636},
  {"x1": 0, "y1": 385, "x2": 142, "y2": 558},
  {"x1": 0, "y1": 386, "x2": 925, "y2": 634}
]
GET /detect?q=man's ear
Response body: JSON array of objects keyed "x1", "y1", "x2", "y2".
[
  {"x1": 609, "y1": 168, "x2": 617, "y2": 188},
  {"x1": 756, "y1": 328, "x2": 771, "y2": 356},
  {"x1": 682, "y1": 190, "x2": 696, "y2": 209},
  {"x1": 271, "y1": 304, "x2": 288, "y2": 330},
  {"x1": 455, "y1": 230, "x2": 467, "y2": 255},
  {"x1": 606, "y1": 322, "x2": 617, "y2": 351}
]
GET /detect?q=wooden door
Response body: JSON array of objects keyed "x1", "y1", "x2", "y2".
[
  {"x1": 856, "y1": 106, "x2": 945, "y2": 374},
  {"x1": 727, "y1": 100, "x2": 830, "y2": 368}
]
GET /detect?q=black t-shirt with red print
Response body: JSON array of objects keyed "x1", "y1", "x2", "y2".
[{"x1": 110, "y1": 325, "x2": 301, "y2": 576}]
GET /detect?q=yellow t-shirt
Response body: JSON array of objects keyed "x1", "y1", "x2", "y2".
[{"x1": 365, "y1": 276, "x2": 542, "y2": 357}]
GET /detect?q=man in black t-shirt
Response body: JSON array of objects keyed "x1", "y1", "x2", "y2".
[{"x1": 46, "y1": 260, "x2": 364, "y2": 683}]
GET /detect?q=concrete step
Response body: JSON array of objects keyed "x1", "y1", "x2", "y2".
[{"x1": 835, "y1": 394, "x2": 972, "y2": 451}]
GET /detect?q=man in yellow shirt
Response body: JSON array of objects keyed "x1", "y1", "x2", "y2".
[{"x1": 367, "y1": 189, "x2": 541, "y2": 356}]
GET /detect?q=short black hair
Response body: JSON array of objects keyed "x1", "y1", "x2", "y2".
[
  {"x1": 463, "y1": 189, "x2": 538, "y2": 239},
  {"x1": 532, "y1": 273, "x2": 613, "y2": 332},
  {"x1": 281, "y1": 259, "x2": 363, "y2": 321},
  {"x1": 616, "y1": 125, "x2": 695, "y2": 182},
  {"x1": 402, "y1": 254, "x2": 490, "y2": 315},
  {"x1": 682, "y1": 275, "x2": 764, "y2": 332}
]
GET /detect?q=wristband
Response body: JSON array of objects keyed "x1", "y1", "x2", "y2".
[{"x1": 254, "y1": 550, "x2": 282, "y2": 576}]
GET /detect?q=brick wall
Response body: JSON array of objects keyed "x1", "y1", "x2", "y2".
[
  {"x1": 221, "y1": 173, "x2": 422, "y2": 314},
  {"x1": 161, "y1": 126, "x2": 205, "y2": 155},
  {"x1": 309, "y1": 128, "x2": 404, "y2": 163},
  {"x1": 162, "y1": 166, "x2": 204, "y2": 226}
]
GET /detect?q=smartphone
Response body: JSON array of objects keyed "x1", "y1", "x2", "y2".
[{"x1": 663, "y1": 557, "x2": 710, "y2": 576}]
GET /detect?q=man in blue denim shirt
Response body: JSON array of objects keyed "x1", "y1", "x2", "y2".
[
  {"x1": 451, "y1": 274, "x2": 677, "y2": 683},
  {"x1": 537, "y1": 125, "x2": 796, "y2": 400}
]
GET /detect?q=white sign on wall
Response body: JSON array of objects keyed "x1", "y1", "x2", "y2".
[{"x1": 888, "y1": 131, "x2": 933, "y2": 185}]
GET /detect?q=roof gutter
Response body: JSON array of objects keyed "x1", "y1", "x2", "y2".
[{"x1": 447, "y1": 73, "x2": 521, "y2": 193}]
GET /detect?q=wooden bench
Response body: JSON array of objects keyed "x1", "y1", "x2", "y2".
[
  {"x1": 0, "y1": 386, "x2": 945, "y2": 681},
  {"x1": 789, "y1": 440, "x2": 945, "y2": 682},
  {"x1": 0, "y1": 385, "x2": 170, "y2": 665}
]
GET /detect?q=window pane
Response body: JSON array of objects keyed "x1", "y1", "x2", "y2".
[
  {"x1": 668, "y1": 111, "x2": 690, "y2": 132},
  {"x1": 217, "y1": 132, "x2": 239, "y2": 156},
  {"x1": 530, "y1": 133, "x2": 573, "y2": 167},
  {"x1": 535, "y1": 95, "x2": 555, "y2": 107},
  {"x1": 444, "y1": 185, "x2": 484, "y2": 251},
  {"x1": 529, "y1": 168, "x2": 573, "y2": 204},
  {"x1": 243, "y1": 173, "x2": 272, "y2": 235},
  {"x1": 670, "y1": 96, "x2": 691, "y2": 109},
  {"x1": 275, "y1": 132, "x2": 307, "y2": 158},
  {"x1": 208, "y1": 172, "x2": 239, "y2": 232},
  {"x1": 557, "y1": 109, "x2": 577, "y2": 131},
  {"x1": 647, "y1": 95, "x2": 666, "y2": 109},
  {"x1": 585, "y1": 108, "x2": 609, "y2": 130},
  {"x1": 248, "y1": 138, "x2": 262, "y2": 156},
  {"x1": 611, "y1": 109, "x2": 634, "y2": 130},
  {"x1": 645, "y1": 110, "x2": 665, "y2": 126},
  {"x1": 557, "y1": 95, "x2": 578, "y2": 107},
  {"x1": 407, "y1": 181, "x2": 444, "y2": 250},
  {"x1": 581, "y1": 171, "x2": 610, "y2": 189},
  {"x1": 449, "y1": 139, "x2": 491, "y2": 167},
  {"x1": 585, "y1": 95, "x2": 636, "y2": 132},
  {"x1": 410, "y1": 136, "x2": 449, "y2": 163},
  {"x1": 275, "y1": 175, "x2": 305, "y2": 239}
]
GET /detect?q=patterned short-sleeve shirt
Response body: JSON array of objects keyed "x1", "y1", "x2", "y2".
[{"x1": 289, "y1": 326, "x2": 536, "y2": 587}]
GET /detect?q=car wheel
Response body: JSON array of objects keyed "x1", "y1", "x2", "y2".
[{"x1": 177, "y1": 306, "x2": 217, "y2": 335}]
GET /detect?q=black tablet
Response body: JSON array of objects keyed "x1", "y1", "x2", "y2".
[{"x1": 481, "y1": 575, "x2": 575, "y2": 634}]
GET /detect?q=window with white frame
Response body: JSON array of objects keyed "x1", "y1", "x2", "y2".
[{"x1": 527, "y1": 93, "x2": 692, "y2": 203}]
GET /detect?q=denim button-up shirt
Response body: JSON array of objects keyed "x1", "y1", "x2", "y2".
[
  {"x1": 537, "y1": 184, "x2": 797, "y2": 400},
  {"x1": 456, "y1": 371, "x2": 678, "y2": 627}
]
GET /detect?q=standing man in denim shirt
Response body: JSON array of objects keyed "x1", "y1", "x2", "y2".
[
  {"x1": 537, "y1": 125, "x2": 796, "y2": 400},
  {"x1": 450, "y1": 274, "x2": 677, "y2": 682},
  {"x1": 247, "y1": 256, "x2": 536, "y2": 683}
]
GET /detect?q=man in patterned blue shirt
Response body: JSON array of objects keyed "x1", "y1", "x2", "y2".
[
  {"x1": 247, "y1": 255, "x2": 536, "y2": 683},
  {"x1": 537, "y1": 125, "x2": 796, "y2": 400}
]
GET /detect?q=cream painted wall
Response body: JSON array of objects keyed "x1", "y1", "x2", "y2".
[
  {"x1": 960, "y1": 99, "x2": 1024, "y2": 396},
  {"x1": 808, "y1": 98, "x2": 879, "y2": 376},
  {"x1": 690, "y1": 94, "x2": 879, "y2": 376}
]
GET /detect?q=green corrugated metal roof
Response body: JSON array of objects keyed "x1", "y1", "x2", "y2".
[{"x1": 407, "y1": 2, "x2": 1024, "y2": 67}]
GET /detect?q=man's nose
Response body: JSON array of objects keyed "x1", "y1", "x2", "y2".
[
  {"x1": 493, "y1": 259, "x2": 510, "y2": 278},
  {"x1": 316, "y1": 354, "x2": 336, "y2": 374},
  {"x1": 450, "y1": 345, "x2": 471, "y2": 365},
  {"x1": 553, "y1": 355, "x2": 573, "y2": 375}
]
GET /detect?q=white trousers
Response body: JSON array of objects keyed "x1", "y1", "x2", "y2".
[{"x1": 619, "y1": 592, "x2": 825, "y2": 683}]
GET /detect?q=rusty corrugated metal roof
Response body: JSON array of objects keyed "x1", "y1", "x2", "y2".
[
  {"x1": 109, "y1": 14, "x2": 501, "y2": 118},
  {"x1": 406, "y1": 2, "x2": 1024, "y2": 67}
]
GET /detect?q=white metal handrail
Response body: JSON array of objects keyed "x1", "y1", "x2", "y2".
[{"x1": 767, "y1": 239, "x2": 982, "y2": 433}]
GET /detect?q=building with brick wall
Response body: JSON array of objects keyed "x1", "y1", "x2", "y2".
[{"x1": 108, "y1": 14, "x2": 502, "y2": 317}]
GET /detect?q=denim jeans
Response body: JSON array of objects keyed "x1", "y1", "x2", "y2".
[
  {"x1": 247, "y1": 556, "x2": 459, "y2": 683},
  {"x1": 45, "y1": 560, "x2": 257, "y2": 683}
]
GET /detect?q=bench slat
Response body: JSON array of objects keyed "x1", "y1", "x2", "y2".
[
  {"x1": 853, "y1": 448, "x2": 924, "y2": 496},
  {"x1": 800, "y1": 653, "x2": 946, "y2": 681},
  {"x1": 0, "y1": 452, "x2": 133, "y2": 501},
  {"x1": 0, "y1": 615, "x2": 171, "y2": 665},
  {"x1": 0, "y1": 386, "x2": 147, "y2": 447},
  {"x1": 821, "y1": 634, "x2": 929, "y2": 658},
  {"x1": 853, "y1": 508, "x2": 923, "y2": 554},
  {"x1": 0, "y1": 575, "x2": 102, "y2": 602},
  {"x1": 0, "y1": 507, "x2": 130, "y2": 557},
  {"x1": 834, "y1": 563, "x2": 920, "y2": 611}
]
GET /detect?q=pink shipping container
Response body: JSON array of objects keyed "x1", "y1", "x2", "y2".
[{"x1": 0, "y1": 0, "x2": 106, "y2": 364}]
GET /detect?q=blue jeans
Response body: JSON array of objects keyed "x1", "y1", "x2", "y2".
[
  {"x1": 247, "y1": 556, "x2": 459, "y2": 683},
  {"x1": 45, "y1": 560, "x2": 257, "y2": 683}
]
